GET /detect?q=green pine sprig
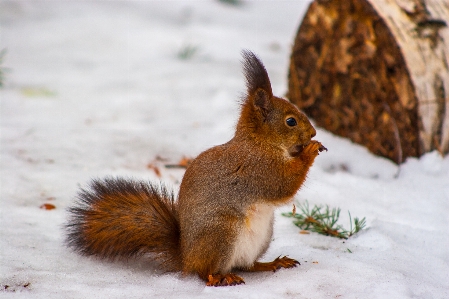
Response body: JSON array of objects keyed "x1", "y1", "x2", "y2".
[{"x1": 282, "y1": 201, "x2": 366, "y2": 239}]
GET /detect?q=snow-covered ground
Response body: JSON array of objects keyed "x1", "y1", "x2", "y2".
[{"x1": 1, "y1": 1, "x2": 448, "y2": 298}]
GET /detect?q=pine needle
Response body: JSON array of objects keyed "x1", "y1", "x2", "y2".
[{"x1": 282, "y1": 201, "x2": 366, "y2": 239}]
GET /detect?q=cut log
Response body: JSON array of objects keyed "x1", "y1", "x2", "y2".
[{"x1": 288, "y1": 0, "x2": 449, "y2": 164}]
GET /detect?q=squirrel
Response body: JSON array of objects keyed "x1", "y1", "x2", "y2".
[{"x1": 65, "y1": 50, "x2": 327, "y2": 287}]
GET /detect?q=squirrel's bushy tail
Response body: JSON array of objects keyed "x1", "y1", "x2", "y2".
[{"x1": 65, "y1": 177, "x2": 181, "y2": 271}]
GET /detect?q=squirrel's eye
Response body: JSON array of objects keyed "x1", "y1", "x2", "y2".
[{"x1": 286, "y1": 117, "x2": 297, "y2": 127}]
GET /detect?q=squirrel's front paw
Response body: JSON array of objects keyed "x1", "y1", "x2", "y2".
[
  {"x1": 304, "y1": 140, "x2": 327, "y2": 155},
  {"x1": 290, "y1": 140, "x2": 327, "y2": 157}
]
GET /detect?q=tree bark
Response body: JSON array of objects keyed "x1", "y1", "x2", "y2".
[{"x1": 288, "y1": 0, "x2": 449, "y2": 164}]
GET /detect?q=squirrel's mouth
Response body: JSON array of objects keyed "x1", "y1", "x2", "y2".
[{"x1": 288, "y1": 142, "x2": 309, "y2": 157}]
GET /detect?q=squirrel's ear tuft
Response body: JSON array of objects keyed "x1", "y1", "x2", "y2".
[{"x1": 242, "y1": 50, "x2": 273, "y2": 97}]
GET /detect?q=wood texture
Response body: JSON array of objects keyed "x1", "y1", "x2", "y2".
[{"x1": 288, "y1": 0, "x2": 449, "y2": 163}]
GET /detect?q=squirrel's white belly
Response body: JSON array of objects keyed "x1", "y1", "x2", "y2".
[{"x1": 226, "y1": 203, "x2": 275, "y2": 271}]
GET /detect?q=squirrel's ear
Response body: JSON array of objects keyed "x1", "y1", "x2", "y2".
[
  {"x1": 242, "y1": 50, "x2": 273, "y2": 98},
  {"x1": 253, "y1": 88, "x2": 273, "y2": 119},
  {"x1": 241, "y1": 50, "x2": 274, "y2": 121}
]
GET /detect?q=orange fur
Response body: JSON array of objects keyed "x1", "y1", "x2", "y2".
[{"x1": 65, "y1": 50, "x2": 325, "y2": 286}]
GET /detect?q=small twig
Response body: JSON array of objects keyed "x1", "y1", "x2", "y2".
[
  {"x1": 164, "y1": 164, "x2": 187, "y2": 169},
  {"x1": 165, "y1": 156, "x2": 192, "y2": 169}
]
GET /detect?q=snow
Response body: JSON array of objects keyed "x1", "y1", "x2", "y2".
[{"x1": 1, "y1": 1, "x2": 448, "y2": 298}]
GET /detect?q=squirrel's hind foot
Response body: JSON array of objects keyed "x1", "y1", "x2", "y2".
[
  {"x1": 247, "y1": 256, "x2": 300, "y2": 272},
  {"x1": 206, "y1": 273, "x2": 245, "y2": 287}
]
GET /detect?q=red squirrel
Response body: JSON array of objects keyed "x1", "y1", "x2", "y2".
[{"x1": 65, "y1": 50, "x2": 326, "y2": 287}]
